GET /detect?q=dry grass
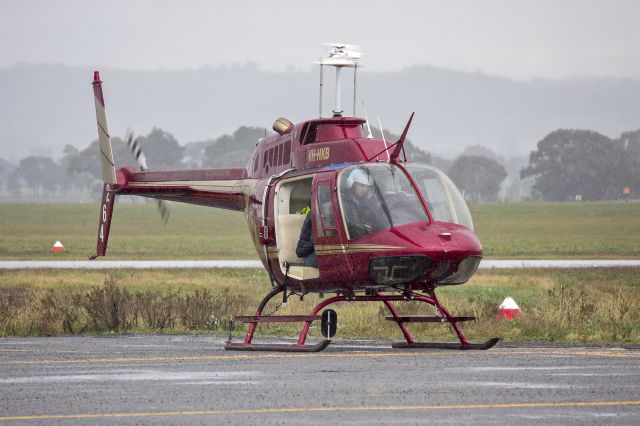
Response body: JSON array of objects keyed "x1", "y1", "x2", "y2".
[{"x1": 1, "y1": 268, "x2": 639, "y2": 343}]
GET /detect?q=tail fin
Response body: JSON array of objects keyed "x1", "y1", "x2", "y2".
[
  {"x1": 90, "y1": 71, "x2": 117, "y2": 259},
  {"x1": 92, "y1": 71, "x2": 117, "y2": 184}
]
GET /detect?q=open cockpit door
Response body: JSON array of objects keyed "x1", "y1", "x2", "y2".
[{"x1": 273, "y1": 176, "x2": 320, "y2": 281}]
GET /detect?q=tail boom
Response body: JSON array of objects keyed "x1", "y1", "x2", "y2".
[{"x1": 116, "y1": 167, "x2": 255, "y2": 211}]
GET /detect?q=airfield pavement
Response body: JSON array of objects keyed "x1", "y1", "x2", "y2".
[{"x1": 1, "y1": 335, "x2": 639, "y2": 425}]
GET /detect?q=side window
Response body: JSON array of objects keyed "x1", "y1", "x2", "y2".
[
  {"x1": 299, "y1": 123, "x2": 309, "y2": 143},
  {"x1": 316, "y1": 184, "x2": 337, "y2": 237},
  {"x1": 304, "y1": 124, "x2": 317, "y2": 145},
  {"x1": 283, "y1": 139, "x2": 291, "y2": 164}
]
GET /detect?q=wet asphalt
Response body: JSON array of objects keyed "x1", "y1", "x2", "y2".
[{"x1": 1, "y1": 335, "x2": 639, "y2": 425}]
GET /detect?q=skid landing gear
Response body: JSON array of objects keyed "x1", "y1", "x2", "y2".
[{"x1": 225, "y1": 286, "x2": 499, "y2": 352}]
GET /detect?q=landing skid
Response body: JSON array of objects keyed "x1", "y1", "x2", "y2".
[
  {"x1": 224, "y1": 340, "x2": 331, "y2": 352},
  {"x1": 392, "y1": 337, "x2": 500, "y2": 350},
  {"x1": 225, "y1": 286, "x2": 499, "y2": 353}
]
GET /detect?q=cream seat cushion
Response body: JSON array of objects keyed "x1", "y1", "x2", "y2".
[{"x1": 277, "y1": 214, "x2": 320, "y2": 280}]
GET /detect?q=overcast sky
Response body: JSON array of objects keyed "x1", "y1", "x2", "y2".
[{"x1": 2, "y1": 0, "x2": 640, "y2": 80}]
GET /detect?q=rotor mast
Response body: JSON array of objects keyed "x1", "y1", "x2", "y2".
[{"x1": 317, "y1": 44, "x2": 362, "y2": 117}]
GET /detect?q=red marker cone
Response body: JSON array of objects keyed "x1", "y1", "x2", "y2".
[
  {"x1": 497, "y1": 297, "x2": 521, "y2": 319},
  {"x1": 51, "y1": 241, "x2": 65, "y2": 252}
]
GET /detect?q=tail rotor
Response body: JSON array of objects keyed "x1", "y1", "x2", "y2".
[{"x1": 125, "y1": 129, "x2": 171, "y2": 225}]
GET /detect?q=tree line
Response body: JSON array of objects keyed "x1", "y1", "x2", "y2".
[
  {"x1": 521, "y1": 129, "x2": 640, "y2": 201},
  {"x1": 1, "y1": 126, "x2": 638, "y2": 202}
]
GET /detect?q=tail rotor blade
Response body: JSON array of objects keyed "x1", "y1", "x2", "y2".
[
  {"x1": 125, "y1": 128, "x2": 169, "y2": 224},
  {"x1": 156, "y1": 200, "x2": 170, "y2": 225},
  {"x1": 125, "y1": 130, "x2": 149, "y2": 171}
]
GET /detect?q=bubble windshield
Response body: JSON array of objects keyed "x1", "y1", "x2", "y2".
[
  {"x1": 338, "y1": 164, "x2": 428, "y2": 239},
  {"x1": 405, "y1": 164, "x2": 474, "y2": 230}
]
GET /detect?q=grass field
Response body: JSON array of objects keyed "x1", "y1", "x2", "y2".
[
  {"x1": 2, "y1": 201, "x2": 639, "y2": 342},
  {"x1": 1, "y1": 268, "x2": 639, "y2": 343},
  {"x1": 1, "y1": 201, "x2": 640, "y2": 260}
]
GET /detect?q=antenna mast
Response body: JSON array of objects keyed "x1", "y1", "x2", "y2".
[{"x1": 317, "y1": 44, "x2": 362, "y2": 118}]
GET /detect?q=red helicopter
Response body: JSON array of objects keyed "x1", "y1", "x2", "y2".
[{"x1": 91, "y1": 44, "x2": 498, "y2": 352}]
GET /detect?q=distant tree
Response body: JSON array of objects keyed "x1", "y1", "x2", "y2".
[
  {"x1": 521, "y1": 129, "x2": 625, "y2": 201},
  {"x1": 461, "y1": 145, "x2": 505, "y2": 165},
  {"x1": 373, "y1": 127, "x2": 431, "y2": 164},
  {"x1": 183, "y1": 141, "x2": 213, "y2": 168},
  {"x1": 6, "y1": 172, "x2": 23, "y2": 197},
  {"x1": 67, "y1": 127, "x2": 183, "y2": 183},
  {"x1": 67, "y1": 137, "x2": 130, "y2": 180},
  {"x1": 202, "y1": 126, "x2": 266, "y2": 168},
  {"x1": 136, "y1": 128, "x2": 184, "y2": 169},
  {"x1": 14, "y1": 156, "x2": 63, "y2": 196},
  {"x1": 0, "y1": 158, "x2": 17, "y2": 194},
  {"x1": 619, "y1": 129, "x2": 640, "y2": 197},
  {"x1": 448, "y1": 155, "x2": 507, "y2": 202}
]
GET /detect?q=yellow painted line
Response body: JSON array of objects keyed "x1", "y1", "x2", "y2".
[
  {"x1": 2, "y1": 400, "x2": 640, "y2": 421},
  {"x1": 1, "y1": 349, "x2": 639, "y2": 366},
  {"x1": 0, "y1": 351, "x2": 448, "y2": 365},
  {"x1": 0, "y1": 349, "x2": 124, "y2": 355}
]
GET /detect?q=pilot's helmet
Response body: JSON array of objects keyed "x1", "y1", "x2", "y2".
[{"x1": 346, "y1": 168, "x2": 373, "y2": 188}]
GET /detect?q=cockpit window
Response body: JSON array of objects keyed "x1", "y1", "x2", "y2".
[
  {"x1": 338, "y1": 164, "x2": 428, "y2": 239},
  {"x1": 405, "y1": 164, "x2": 474, "y2": 230}
]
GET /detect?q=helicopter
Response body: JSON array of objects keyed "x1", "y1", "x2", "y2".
[{"x1": 90, "y1": 44, "x2": 499, "y2": 352}]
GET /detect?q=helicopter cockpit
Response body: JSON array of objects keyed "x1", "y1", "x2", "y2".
[
  {"x1": 337, "y1": 163, "x2": 473, "y2": 239},
  {"x1": 338, "y1": 164, "x2": 428, "y2": 239},
  {"x1": 273, "y1": 162, "x2": 475, "y2": 282}
]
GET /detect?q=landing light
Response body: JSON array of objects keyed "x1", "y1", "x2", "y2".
[{"x1": 438, "y1": 256, "x2": 482, "y2": 286}]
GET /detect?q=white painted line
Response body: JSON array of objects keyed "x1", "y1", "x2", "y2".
[
  {"x1": 0, "y1": 259, "x2": 639, "y2": 269},
  {"x1": 480, "y1": 260, "x2": 640, "y2": 268},
  {"x1": 0, "y1": 260, "x2": 264, "y2": 269}
]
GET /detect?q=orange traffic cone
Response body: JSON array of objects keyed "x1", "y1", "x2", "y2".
[
  {"x1": 51, "y1": 241, "x2": 65, "y2": 252},
  {"x1": 497, "y1": 297, "x2": 521, "y2": 319}
]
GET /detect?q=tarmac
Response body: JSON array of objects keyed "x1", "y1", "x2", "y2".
[{"x1": 1, "y1": 335, "x2": 639, "y2": 425}]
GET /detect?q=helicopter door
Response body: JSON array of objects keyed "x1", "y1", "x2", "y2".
[{"x1": 313, "y1": 174, "x2": 352, "y2": 278}]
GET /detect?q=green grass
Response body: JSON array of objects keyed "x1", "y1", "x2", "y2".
[
  {"x1": 2, "y1": 201, "x2": 640, "y2": 260},
  {"x1": 1, "y1": 268, "x2": 639, "y2": 343},
  {"x1": 472, "y1": 201, "x2": 640, "y2": 259},
  {"x1": 0, "y1": 202, "x2": 255, "y2": 260}
]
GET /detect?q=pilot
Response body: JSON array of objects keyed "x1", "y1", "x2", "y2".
[
  {"x1": 342, "y1": 168, "x2": 382, "y2": 238},
  {"x1": 295, "y1": 206, "x2": 317, "y2": 267}
]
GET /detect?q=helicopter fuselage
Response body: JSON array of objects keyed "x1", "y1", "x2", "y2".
[{"x1": 109, "y1": 116, "x2": 482, "y2": 295}]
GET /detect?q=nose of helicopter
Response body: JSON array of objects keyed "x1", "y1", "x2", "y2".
[{"x1": 354, "y1": 221, "x2": 482, "y2": 286}]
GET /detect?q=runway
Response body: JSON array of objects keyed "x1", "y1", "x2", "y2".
[
  {"x1": 1, "y1": 335, "x2": 639, "y2": 425},
  {"x1": 2, "y1": 259, "x2": 640, "y2": 269}
]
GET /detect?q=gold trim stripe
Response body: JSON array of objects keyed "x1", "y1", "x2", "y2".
[{"x1": 127, "y1": 179, "x2": 257, "y2": 196}]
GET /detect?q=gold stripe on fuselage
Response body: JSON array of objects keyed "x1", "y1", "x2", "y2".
[
  {"x1": 126, "y1": 179, "x2": 257, "y2": 195},
  {"x1": 315, "y1": 244, "x2": 404, "y2": 256},
  {"x1": 266, "y1": 244, "x2": 404, "y2": 261}
]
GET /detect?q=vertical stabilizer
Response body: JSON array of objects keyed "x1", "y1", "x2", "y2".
[{"x1": 92, "y1": 71, "x2": 117, "y2": 184}]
